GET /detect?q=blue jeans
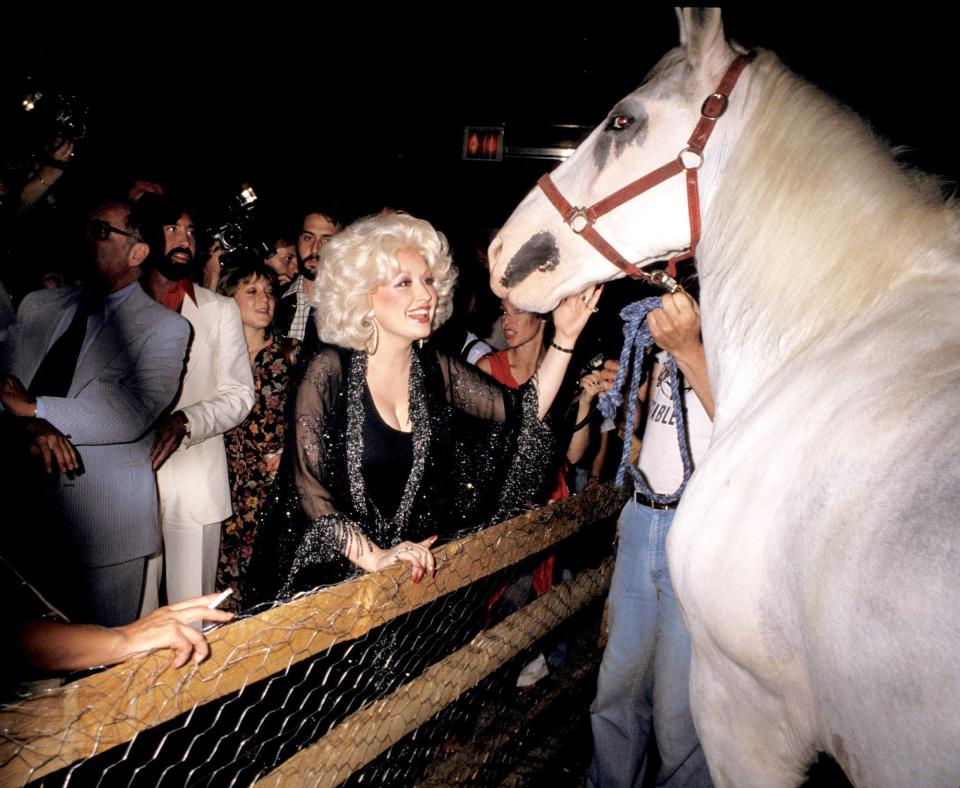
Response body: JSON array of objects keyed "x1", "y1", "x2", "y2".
[{"x1": 588, "y1": 500, "x2": 710, "y2": 788}]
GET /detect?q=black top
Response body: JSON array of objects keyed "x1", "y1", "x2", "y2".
[{"x1": 361, "y1": 384, "x2": 413, "y2": 521}]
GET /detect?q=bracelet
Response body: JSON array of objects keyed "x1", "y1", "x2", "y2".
[
  {"x1": 550, "y1": 341, "x2": 574, "y2": 354},
  {"x1": 572, "y1": 411, "x2": 592, "y2": 432}
]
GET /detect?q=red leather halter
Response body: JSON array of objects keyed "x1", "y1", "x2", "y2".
[{"x1": 537, "y1": 53, "x2": 754, "y2": 287}]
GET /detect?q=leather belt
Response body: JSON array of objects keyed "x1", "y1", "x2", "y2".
[{"x1": 634, "y1": 491, "x2": 678, "y2": 510}]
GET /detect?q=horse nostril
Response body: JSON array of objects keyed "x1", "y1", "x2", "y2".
[{"x1": 487, "y1": 235, "x2": 504, "y2": 270}]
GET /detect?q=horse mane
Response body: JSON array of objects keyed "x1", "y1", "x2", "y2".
[{"x1": 700, "y1": 50, "x2": 958, "y2": 359}]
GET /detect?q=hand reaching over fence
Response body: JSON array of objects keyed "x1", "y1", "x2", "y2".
[
  {"x1": 114, "y1": 594, "x2": 235, "y2": 667},
  {"x1": 17, "y1": 593, "x2": 234, "y2": 672}
]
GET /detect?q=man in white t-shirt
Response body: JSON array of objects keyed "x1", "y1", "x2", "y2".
[{"x1": 588, "y1": 291, "x2": 715, "y2": 788}]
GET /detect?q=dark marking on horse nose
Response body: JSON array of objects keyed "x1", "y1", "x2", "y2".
[{"x1": 499, "y1": 231, "x2": 560, "y2": 288}]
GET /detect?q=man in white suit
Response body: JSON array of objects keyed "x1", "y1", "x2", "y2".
[
  {"x1": 1, "y1": 201, "x2": 191, "y2": 625},
  {"x1": 139, "y1": 196, "x2": 254, "y2": 608}
]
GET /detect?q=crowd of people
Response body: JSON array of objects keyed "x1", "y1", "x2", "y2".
[
  {"x1": 2, "y1": 153, "x2": 717, "y2": 786},
  {"x1": 1, "y1": 174, "x2": 611, "y2": 664}
]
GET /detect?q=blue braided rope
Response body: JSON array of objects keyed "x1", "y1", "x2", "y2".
[{"x1": 597, "y1": 296, "x2": 694, "y2": 503}]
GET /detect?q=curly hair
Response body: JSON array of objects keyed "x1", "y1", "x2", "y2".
[{"x1": 313, "y1": 213, "x2": 457, "y2": 350}]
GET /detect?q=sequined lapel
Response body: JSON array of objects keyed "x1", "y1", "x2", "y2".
[{"x1": 345, "y1": 349, "x2": 431, "y2": 545}]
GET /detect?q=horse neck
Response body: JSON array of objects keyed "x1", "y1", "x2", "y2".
[{"x1": 693, "y1": 52, "x2": 956, "y2": 421}]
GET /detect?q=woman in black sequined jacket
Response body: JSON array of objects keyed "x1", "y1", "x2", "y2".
[{"x1": 248, "y1": 213, "x2": 601, "y2": 602}]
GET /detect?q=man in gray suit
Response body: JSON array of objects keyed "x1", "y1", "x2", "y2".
[{"x1": 0, "y1": 201, "x2": 190, "y2": 626}]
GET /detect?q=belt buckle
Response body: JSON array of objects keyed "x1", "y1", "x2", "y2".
[{"x1": 635, "y1": 491, "x2": 674, "y2": 510}]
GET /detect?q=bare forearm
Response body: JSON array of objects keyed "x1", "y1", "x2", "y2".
[
  {"x1": 18, "y1": 620, "x2": 127, "y2": 672},
  {"x1": 566, "y1": 397, "x2": 592, "y2": 463},
  {"x1": 19, "y1": 594, "x2": 233, "y2": 672},
  {"x1": 537, "y1": 284, "x2": 603, "y2": 420},
  {"x1": 646, "y1": 292, "x2": 714, "y2": 421},
  {"x1": 535, "y1": 338, "x2": 576, "y2": 421},
  {"x1": 19, "y1": 167, "x2": 63, "y2": 211},
  {"x1": 672, "y1": 343, "x2": 715, "y2": 421},
  {"x1": 590, "y1": 430, "x2": 610, "y2": 478}
]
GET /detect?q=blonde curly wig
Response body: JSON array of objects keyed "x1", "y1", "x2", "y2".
[{"x1": 312, "y1": 213, "x2": 457, "y2": 350}]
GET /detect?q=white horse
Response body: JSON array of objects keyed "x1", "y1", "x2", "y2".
[{"x1": 489, "y1": 9, "x2": 960, "y2": 787}]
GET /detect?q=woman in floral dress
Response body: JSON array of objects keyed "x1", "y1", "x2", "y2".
[{"x1": 216, "y1": 263, "x2": 292, "y2": 610}]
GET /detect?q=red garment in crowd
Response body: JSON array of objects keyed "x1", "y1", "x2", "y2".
[
  {"x1": 158, "y1": 279, "x2": 196, "y2": 314},
  {"x1": 482, "y1": 350, "x2": 567, "y2": 597},
  {"x1": 483, "y1": 350, "x2": 569, "y2": 502}
]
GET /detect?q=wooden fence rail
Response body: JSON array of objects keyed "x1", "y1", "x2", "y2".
[{"x1": 0, "y1": 482, "x2": 625, "y2": 787}]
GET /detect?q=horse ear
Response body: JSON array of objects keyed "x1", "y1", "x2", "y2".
[{"x1": 675, "y1": 7, "x2": 726, "y2": 69}]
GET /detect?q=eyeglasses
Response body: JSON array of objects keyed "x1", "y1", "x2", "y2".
[{"x1": 86, "y1": 219, "x2": 142, "y2": 242}]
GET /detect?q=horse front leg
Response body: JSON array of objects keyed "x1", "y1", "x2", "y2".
[{"x1": 689, "y1": 646, "x2": 817, "y2": 787}]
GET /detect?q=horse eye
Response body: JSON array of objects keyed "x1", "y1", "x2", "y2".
[{"x1": 607, "y1": 114, "x2": 634, "y2": 131}]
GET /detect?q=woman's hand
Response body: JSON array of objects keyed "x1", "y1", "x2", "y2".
[
  {"x1": 552, "y1": 284, "x2": 603, "y2": 347},
  {"x1": 376, "y1": 535, "x2": 438, "y2": 583},
  {"x1": 578, "y1": 370, "x2": 604, "y2": 405},
  {"x1": 202, "y1": 241, "x2": 224, "y2": 291}
]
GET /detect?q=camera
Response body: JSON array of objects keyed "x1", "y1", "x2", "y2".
[
  {"x1": 579, "y1": 353, "x2": 606, "y2": 380},
  {"x1": 19, "y1": 88, "x2": 89, "y2": 145},
  {"x1": 4, "y1": 80, "x2": 90, "y2": 173},
  {"x1": 205, "y1": 185, "x2": 274, "y2": 266}
]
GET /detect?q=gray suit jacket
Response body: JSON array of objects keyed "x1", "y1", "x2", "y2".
[{"x1": 3, "y1": 283, "x2": 190, "y2": 566}]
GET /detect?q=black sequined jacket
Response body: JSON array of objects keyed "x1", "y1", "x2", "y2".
[{"x1": 248, "y1": 343, "x2": 555, "y2": 600}]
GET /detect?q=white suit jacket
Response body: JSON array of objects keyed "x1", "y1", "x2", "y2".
[{"x1": 156, "y1": 286, "x2": 254, "y2": 525}]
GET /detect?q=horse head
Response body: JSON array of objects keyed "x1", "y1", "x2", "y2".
[{"x1": 489, "y1": 9, "x2": 746, "y2": 312}]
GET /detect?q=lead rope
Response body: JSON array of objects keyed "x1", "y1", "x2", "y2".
[{"x1": 597, "y1": 296, "x2": 694, "y2": 504}]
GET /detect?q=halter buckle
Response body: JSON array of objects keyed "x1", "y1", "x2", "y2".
[
  {"x1": 567, "y1": 208, "x2": 593, "y2": 234},
  {"x1": 701, "y1": 92, "x2": 728, "y2": 119}
]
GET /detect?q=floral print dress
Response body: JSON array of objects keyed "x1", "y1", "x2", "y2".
[{"x1": 217, "y1": 339, "x2": 290, "y2": 610}]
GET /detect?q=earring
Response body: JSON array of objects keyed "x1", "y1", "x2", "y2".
[{"x1": 367, "y1": 317, "x2": 379, "y2": 355}]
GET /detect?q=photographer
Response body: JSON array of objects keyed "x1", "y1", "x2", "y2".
[
  {"x1": 17, "y1": 137, "x2": 75, "y2": 214},
  {"x1": 567, "y1": 357, "x2": 606, "y2": 468}
]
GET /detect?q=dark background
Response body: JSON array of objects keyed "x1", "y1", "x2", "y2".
[{"x1": 2, "y1": 8, "x2": 956, "y2": 293}]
